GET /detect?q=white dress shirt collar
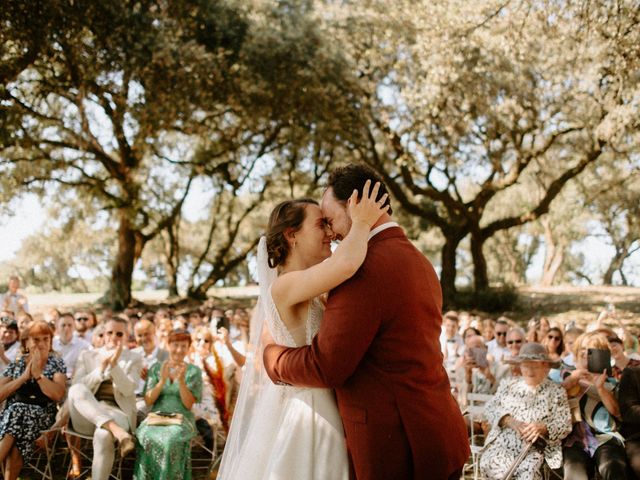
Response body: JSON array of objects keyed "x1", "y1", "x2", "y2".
[{"x1": 368, "y1": 221, "x2": 399, "y2": 241}]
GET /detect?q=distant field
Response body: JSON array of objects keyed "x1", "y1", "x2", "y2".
[{"x1": 24, "y1": 285, "x2": 638, "y2": 330}]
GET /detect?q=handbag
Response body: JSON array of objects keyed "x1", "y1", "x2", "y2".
[
  {"x1": 13, "y1": 379, "x2": 50, "y2": 407},
  {"x1": 146, "y1": 412, "x2": 184, "y2": 426}
]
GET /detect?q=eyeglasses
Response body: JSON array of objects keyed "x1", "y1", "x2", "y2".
[
  {"x1": 196, "y1": 338, "x2": 211, "y2": 344},
  {"x1": 547, "y1": 335, "x2": 561, "y2": 341},
  {"x1": 496, "y1": 331, "x2": 507, "y2": 337},
  {"x1": 507, "y1": 339, "x2": 523, "y2": 345},
  {"x1": 0, "y1": 316, "x2": 13, "y2": 323},
  {"x1": 75, "y1": 317, "x2": 89, "y2": 322},
  {"x1": 105, "y1": 331, "x2": 124, "y2": 338}
]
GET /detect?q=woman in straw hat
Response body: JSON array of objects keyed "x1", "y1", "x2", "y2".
[{"x1": 480, "y1": 342, "x2": 572, "y2": 480}]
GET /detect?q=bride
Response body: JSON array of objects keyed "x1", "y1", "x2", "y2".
[{"x1": 218, "y1": 181, "x2": 388, "y2": 479}]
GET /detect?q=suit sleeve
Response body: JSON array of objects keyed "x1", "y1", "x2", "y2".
[
  {"x1": 264, "y1": 265, "x2": 382, "y2": 388},
  {"x1": 72, "y1": 350, "x2": 106, "y2": 389},
  {"x1": 110, "y1": 351, "x2": 142, "y2": 397}
]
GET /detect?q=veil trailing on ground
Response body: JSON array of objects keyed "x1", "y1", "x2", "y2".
[{"x1": 217, "y1": 236, "x2": 278, "y2": 478}]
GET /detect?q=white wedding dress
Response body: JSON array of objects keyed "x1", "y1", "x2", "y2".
[{"x1": 217, "y1": 238, "x2": 349, "y2": 480}]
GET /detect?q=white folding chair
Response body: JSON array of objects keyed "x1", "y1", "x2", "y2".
[
  {"x1": 0, "y1": 427, "x2": 60, "y2": 480},
  {"x1": 62, "y1": 425, "x2": 124, "y2": 480},
  {"x1": 465, "y1": 392, "x2": 494, "y2": 480}
]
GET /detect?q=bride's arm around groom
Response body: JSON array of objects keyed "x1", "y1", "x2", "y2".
[{"x1": 264, "y1": 164, "x2": 470, "y2": 480}]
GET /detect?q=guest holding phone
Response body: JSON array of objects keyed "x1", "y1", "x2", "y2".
[
  {"x1": 561, "y1": 332, "x2": 628, "y2": 480},
  {"x1": 456, "y1": 334, "x2": 496, "y2": 408},
  {"x1": 134, "y1": 330, "x2": 202, "y2": 479}
]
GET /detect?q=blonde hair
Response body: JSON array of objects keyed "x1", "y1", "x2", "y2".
[{"x1": 573, "y1": 331, "x2": 610, "y2": 357}]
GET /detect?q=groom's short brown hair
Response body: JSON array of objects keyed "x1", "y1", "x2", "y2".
[{"x1": 327, "y1": 164, "x2": 392, "y2": 214}]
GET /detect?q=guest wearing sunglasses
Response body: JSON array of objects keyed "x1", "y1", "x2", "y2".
[
  {"x1": 73, "y1": 311, "x2": 96, "y2": 344},
  {"x1": 67, "y1": 317, "x2": 143, "y2": 480},
  {"x1": 487, "y1": 319, "x2": 510, "y2": 363},
  {"x1": 495, "y1": 327, "x2": 526, "y2": 383},
  {"x1": 188, "y1": 326, "x2": 227, "y2": 449},
  {"x1": 543, "y1": 327, "x2": 564, "y2": 363}
]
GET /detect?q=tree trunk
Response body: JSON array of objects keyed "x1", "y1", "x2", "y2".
[
  {"x1": 603, "y1": 250, "x2": 624, "y2": 285},
  {"x1": 470, "y1": 232, "x2": 489, "y2": 291},
  {"x1": 539, "y1": 218, "x2": 564, "y2": 287},
  {"x1": 162, "y1": 227, "x2": 180, "y2": 297},
  {"x1": 440, "y1": 233, "x2": 464, "y2": 305},
  {"x1": 109, "y1": 212, "x2": 137, "y2": 310}
]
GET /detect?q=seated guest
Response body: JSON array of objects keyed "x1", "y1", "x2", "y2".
[
  {"x1": 134, "y1": 330, "x2": 202, "y2": 479},
  {"x1": 618, "y1": 366, "x2": 640, "y2": 478},
  {"x1": 561, "y1": 332, "x2": 628, "y2": 480},
  {"x1": 487, "y1": 319, "x2": 510, "y2": 363},
  {"x1": 132, "y1": 320, "x2": 168, "y2": 415},
  {"x1": 68, "y1": 317, "x2": 142, "y2": 480},
  {"x1": 562, "y1": 327, "x2": 584, "y2": 368},
  {"x1": 0, "y1": 319, "x2": 21, "y2": 374},
  {"x1": 609, "y1": 335, "x2": 640, "y2": 381},
  {"x1": 155, "y1": 318, "x2": 173, "y2": 351},
  {"x1": 73, "y1": 311, "x2": 95, "y2": 343},
  {"x1": 53, "y1": 313, "x2": 89, "y2": 379},
  {"x1": 16, "y1": 313, "x2": 33, "y2": 336},
  {"x1": 440, "y1": 312, "x2": 464, "y2": 379},
  {"x1": 481, "y1": 318, "x2": 496, "y2": 344},
  {"x1": 480, "y1": 342, "x2": 571, "y2": 480},
  {"x1": 543, "y1": 327, "x2": 564, "y2": 383},
  {"x1": 494, "y1": 327, "x2": 526, "y2": 385},
  {"x1": 456, "y1": 334, "x2": 496, "y2": 407},
  {"x1": 0, "y1": 321, "x2": 66, "y2": 480},
  {"x1": 189, "y1": 326, "x2": 227, "y2": 442},
  {"x1": 91, "y1": 324, "x2": 105, "y2": 350}
]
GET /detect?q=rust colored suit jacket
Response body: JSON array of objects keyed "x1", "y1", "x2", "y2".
[{"x1": 264, "y1": 226, "x2": 469, "y2": 480}]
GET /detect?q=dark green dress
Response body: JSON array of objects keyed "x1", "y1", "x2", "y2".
[{"x1": 134, "y1": 362, "x2": 203, "y2": 480}]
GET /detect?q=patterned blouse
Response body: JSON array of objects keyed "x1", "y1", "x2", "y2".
[{"x1": 485, "y1": 377, "x2": 572, "y2": 469}]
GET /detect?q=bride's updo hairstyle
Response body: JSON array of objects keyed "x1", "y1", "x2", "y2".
[{"x1": 266, "y1": 198, "x2": 318, "y2": 269}]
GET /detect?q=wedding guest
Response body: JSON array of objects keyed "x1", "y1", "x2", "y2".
[
  {"x1": 0, "y1": 277, "x2": 28, "y2": 314},
  {"x1": 0, "y1": 321, "x2": 66, "y2": 480},
  {"x1": 456, "y1": 334, "x2": 496, "y2": 407},
  {"x1": 188, "y1": 326, "x2": 227, "y2": 444},
  {"x1": 480, "y1": 342, "x2": 571, "y2": 480},
  {"x1": 440, "y1": 312, "x2": 464, "y2": 377},
  {"x1": 73, "y1": 311, "x2": 94, "y2": 343},
  {"x1": 544, "y1": 327, "x2": 564, "y2": 362},
  {"x1": 91, "y1": 324, "x2": 105, "y2": 350},
  {"x1": 562, "y1": 327, "x2": 584, "y2": 368},
  {"x1": 0, "y1": 320, "x2": 21, "y2": 374},
  {"x1": 134, "y1": 330, "x2": 202, "y2": 479},
  {"x1": 53, "y1": 313, "x2": 90, "y2": 380},
  {"x1": 481, "y1": 318, "x2": 496, "y2": 344},
  {"x1": 155, "y1": 318, "x2": 173, "y2": 350},
  {"x1": 561, "y1": 332, "x2": 627, "y2": 480},
  {"x1": 68, "y1": 317, "x2": 142, "y2": 480},
  {"x1": 131, "y1": 320, "x2": 168, "y2": 415},
  {"x1": 16, "y1": 313, "x2": 33, "y2": 336},
  {"x1": 495, "y1": 327, "x2": 526, "y2": 383},
  {"x1": 487, "y1": 319, "x2": 510, "y2": 362},
  {"x1": 609, "y1": 335, "x2": 640, "y2": 381},
  {"x1": 618, "y1": 366, "x2": 640, "y2": 478}
]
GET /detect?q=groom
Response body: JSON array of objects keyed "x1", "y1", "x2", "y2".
[{"x1": 264, "y1": 164, "x2": 469, "y2": 480}]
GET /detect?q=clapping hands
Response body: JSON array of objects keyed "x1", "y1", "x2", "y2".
[{"x1": 101, "y1": 341, "x2": 123, "y2": 372}]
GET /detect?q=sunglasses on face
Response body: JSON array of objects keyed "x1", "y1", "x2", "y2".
[
  {"x1": 196, "y1": 338, "x2": 211, "y2": 344},
  {"x1": 105, "y1": 331, "x2": 125, "y2": 338},
  {"x1": 507, "y1": 339, "x2": 523, "y2": 345},
  {"x1": 496, "y1": 331, "x2": 507, "y2": 337},
  {"x1": 76, "y1": 317, "x2": 89, "y2": 322},
  {"x1": 548, "y1": 335, "x2": 561, "y2": 341}
]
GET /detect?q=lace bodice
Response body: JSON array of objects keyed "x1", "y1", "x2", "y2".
[{"x1": 266, "y1": 287, "x2": 323, "y2": 347}]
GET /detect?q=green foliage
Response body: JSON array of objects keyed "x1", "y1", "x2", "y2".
[{"x1": 449, "y1": 286, "x2": 520, "y2": 314}]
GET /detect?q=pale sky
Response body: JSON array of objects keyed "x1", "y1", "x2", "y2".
[{"x1": 2, "y1": 188, "x2": 638, "y2": 286}]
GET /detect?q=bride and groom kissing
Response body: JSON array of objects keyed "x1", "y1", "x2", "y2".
[{"x1": 218, "y1": 164, "x2": 469, "y2": 480}]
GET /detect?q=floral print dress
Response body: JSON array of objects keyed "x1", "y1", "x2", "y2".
[
  {"x1": 480, "y1": 377, "x2": 572, "y2": 480},
  {"x1": 0, "y1": 354, "x2": 66, "y2": 461}
]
